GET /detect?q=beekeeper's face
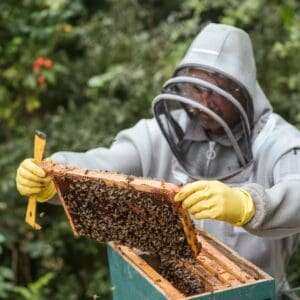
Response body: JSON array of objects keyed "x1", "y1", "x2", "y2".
[{"x1": 178, "y1": 68, "x2": 242, "y2": 134}]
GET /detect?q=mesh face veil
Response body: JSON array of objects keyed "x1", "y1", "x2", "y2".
[{"x1": 152, "y1": 67, "x2": 254, "y2": 180}]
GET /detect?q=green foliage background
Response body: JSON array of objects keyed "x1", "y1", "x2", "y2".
[{"x1": 0, "y1": 0, "x2": 299, "y2": 299}]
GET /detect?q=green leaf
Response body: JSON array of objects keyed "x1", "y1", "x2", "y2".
[
  {"x1": 25, "y1": 96, "x2": 41, "y2": 113},
  {"x1": 43, "y1": 70, "x2": 56, "y2": 85},
  {"x1": 0, "y1": 267, "x2": 14, "y2": 280},
  {"x1": 28, "y1": 272, "x2": 55, "y2": 293},
  {"x1": 13, "y1": 286, "x2": 33, "y2": 300},
  {"x1": 88, "y1": 65, "x2": 124, "y2": 88},
  {"x1": 0, "y1": 233, "x2": 6, "y2": 244},
  {"x1": 23, "y1": 75, "x2": 37, "y2": 89},
  {"x1": 280, "y1": 5, "x2": 295, "y2": 28},
  {"x1": 3, "y1": 67, "x2": 19, "y2": 81}
]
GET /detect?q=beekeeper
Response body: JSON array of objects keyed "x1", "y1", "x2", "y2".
[{"x1": 16, "y1": 23, "x2": 300, "y2": 296}]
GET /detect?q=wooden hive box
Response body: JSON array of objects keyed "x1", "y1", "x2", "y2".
[
  {"x1": 107, "y1": 231, "x2": 275, "y2": 300},
  {"x1": 41, "y1": 162, "x2": 275, "y2": 299}
]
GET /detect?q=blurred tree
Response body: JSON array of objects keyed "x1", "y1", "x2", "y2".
[{"x1": 0, "y1": 0, "x2": 299, "y2": 299}]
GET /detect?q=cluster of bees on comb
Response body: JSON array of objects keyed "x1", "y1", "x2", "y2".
[{"x1": 42, "y1": 162, "x2": 204, "y2": 296}]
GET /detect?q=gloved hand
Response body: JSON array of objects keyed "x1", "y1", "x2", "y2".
[
  {"x1": 174, "y1": 180, "x2": 255, "y2": 226},
  {"x1": 16, "y1": 158, "x2": 56, "y2": 202}
]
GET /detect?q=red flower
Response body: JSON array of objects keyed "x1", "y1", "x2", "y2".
[
  {"x1": 32, "y1": 56, "x2": 54, "y2": 72},
  {"x1": 33, "y1": 61, "x2": 41, "y2": 72},
  {"x1": 37, "y1": 74, "x2": 46, "y2": 86},
  {"x1": 43, "y1": 58, "x2": 54, "y2": 69}
]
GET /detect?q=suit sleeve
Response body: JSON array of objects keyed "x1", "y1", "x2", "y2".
[
  {"x1": 50, "y1": 119, "x2": 153, "y2": 177},
  {"x1": 243, "y1": 148, "x2": 300, "y2": 238}
]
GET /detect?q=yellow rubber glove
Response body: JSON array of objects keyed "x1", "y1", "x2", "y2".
[
  {"x1": 174, "y1": 180, "x2": 255, "y2": 226},
  {"x1": 16, "y1": 158, "x2": 56, "y2": 202}
]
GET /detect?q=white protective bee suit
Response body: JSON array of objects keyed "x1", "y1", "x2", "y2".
[{"x1": 51, "y1": 23, "x2": 300, "y2": 296}]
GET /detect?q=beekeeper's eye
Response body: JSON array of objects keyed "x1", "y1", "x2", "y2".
[{"x1": 230, "y1": 87, "x2": 241, "y2": 94}]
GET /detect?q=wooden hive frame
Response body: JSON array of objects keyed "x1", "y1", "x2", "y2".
[{"x1": 40, "y1": 161, "x2": 201, "y2": 257}]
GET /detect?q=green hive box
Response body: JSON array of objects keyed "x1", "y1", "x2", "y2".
[{"x1": 107, "y1": 230, "x2": 276, "y2": 300}]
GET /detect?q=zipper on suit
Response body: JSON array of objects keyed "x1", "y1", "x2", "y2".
[{"x1": 204, "y1": 141, "x2": 216, "y2": 176}]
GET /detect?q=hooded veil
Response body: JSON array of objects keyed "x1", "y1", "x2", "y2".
[{"x1": 152, "y1": 23, "x2": 272, "y2": 180}]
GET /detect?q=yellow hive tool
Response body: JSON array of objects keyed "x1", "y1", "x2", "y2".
[{"x1": 25, "y1": 130, "x2": 47, "y2": 230}]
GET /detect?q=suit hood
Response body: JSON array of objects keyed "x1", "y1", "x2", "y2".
[{"x1": 176, "y1": 23, "x2": 272, "y2": 124}]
